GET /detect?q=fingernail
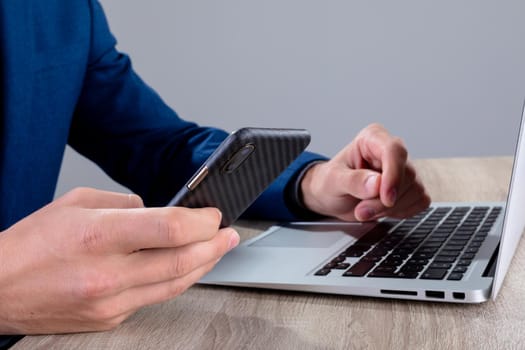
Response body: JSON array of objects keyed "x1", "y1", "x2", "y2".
[
  {"x1": 227, "y1": 229, "x2": 240, "y2": 250},
  {"x1": 365, "y1": 175, "x2": 379, "y2": 194},
  {"x1": 356, "y1": 207, "x2": 376, "y2": 221}
]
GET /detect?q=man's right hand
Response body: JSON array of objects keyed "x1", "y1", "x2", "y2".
[{"x1": 0, "y1": 187, "x2": 239, "y2": 334}]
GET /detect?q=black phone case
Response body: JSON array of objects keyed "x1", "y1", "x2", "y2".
[{"x1": 168, "y1": 127, "x2": 311, "y2": 227}]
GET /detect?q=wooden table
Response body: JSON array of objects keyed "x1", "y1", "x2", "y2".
[{"x1": 14, "y1": 157, "x2": 525, "y2": 350}]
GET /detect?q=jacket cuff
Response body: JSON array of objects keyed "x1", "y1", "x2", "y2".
[
  {"x1": 284, "y1": 160, "x2": 328, "y2": 220},
  {"x1": 242, "y1": 151, "x2": 328, "y2": 221}
]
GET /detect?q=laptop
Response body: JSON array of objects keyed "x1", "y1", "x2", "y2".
[{"x1": 199, "y1": 105, "x2": 525, "y2": 303}]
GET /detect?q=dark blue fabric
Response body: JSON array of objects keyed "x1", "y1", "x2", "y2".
[
  {"x1": 0, "y1": 335, "x2": 22, "y2": 349},
  {"x1": 0, "y1": 0, "x2": 326, "y2": 231}
]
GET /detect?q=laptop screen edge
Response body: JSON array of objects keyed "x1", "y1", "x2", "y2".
[{"x1": 491, "y1": 99, "x2": 525, "y2": 300}]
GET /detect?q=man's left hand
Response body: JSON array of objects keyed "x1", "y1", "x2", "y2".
[{"x1": 300, "y1": 123, "x2": 431, "y2": 222}]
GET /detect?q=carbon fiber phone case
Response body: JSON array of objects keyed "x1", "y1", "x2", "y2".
[{"x1": 168, "y1": 127, "x2": 311, "y2": 227}]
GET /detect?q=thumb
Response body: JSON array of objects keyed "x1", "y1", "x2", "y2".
[{"x1": 339, "y1": 169, "x2": 381, "y2": 200}]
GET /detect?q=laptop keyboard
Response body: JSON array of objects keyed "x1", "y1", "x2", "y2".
[{"x1": 314, "y1": 206, "x2": 502, "y2": 281}]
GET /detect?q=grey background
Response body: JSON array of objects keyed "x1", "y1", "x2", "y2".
[{"x1": 55, "y1": 0, "x2": 525, "y2": 197}]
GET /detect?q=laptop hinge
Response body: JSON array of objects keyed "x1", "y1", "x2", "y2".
[{"x1": 483, "y1": 243, "x2": 500, "y2": 278}]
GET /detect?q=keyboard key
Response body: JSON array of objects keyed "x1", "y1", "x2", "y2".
[
  {"x1": 323, "y1": 262, "x2": 337, "y2": 269},
  {"x1": 429, "y1": 262, "x2": 452, "y2": 269},
  {"x1": 432, "y1": 232, "x2": 451, "y2": 238},
  {"x1": 426, "y1": 238, "x2": 447, "y2": 244},
  {"x1": 461, "y1": 253, "x2": 476, "y2": 260},
  {"x1": 453, "y1": 232, "x2": 473, "y2": 238},
  {"x1": 434, "y1": 256, "x2": 456, "y2": 263},
  {"x1": 381, "y1": 259, "x2": 404, "y2": 267},
  {"x1": 343, "y1": 262, "x2": 376, "y2": 277},
  {"x1": 464, "y1": 248, "x2": 479, "y2": 254},
  {"x1": 452, "y1": 266, "x2": 468, "y2": 273},
  {"x1": 368, "y1": 270, "x2": 398, "y2": 278},
  {"x1": 361, "y1": 255, "x2": 382, "y2": 263},
  {"x1": 417, "y1": 247, "x2": 439, "y2": 254},
  {"x1": 374, "y1": 265, "x2": 397, "y2": 273},
  {"x1": 368, "y1": 247, "x2": 390, "y2": 257},
  {"x1": 420, "y1": 242, "x2": 442, "y2": 249},
  {"x1": 457, "y1": 259, "x2": 472, "y2": 266},
  {"x1": 407, "y1": 259, "x2": 429, "y2": 265},
  {"x1": 331, "y1": 256, "x2": 346, "y2": 263},
  {"x1": 396, "y1": 271, "x2": 419, "y2": 279},
  {"x1": 447, "y1": 273, "x2": 464, "y2": 281},
  {"x1": 413, "y1": 252, "x2": 434, "y2": 260},
  {"x1": 344, "y1": 249, "x2": 367, "y2": 257},
  {"x1": 400, "y1": 265, "x2": 424, "y2": 272},
  {"x1": 442, "y1": 245, "x2": 463, "y2": 251},
  {"x1": 334, "y1": 263, "x2": 350, "y2": 270},
  {"x1": 438, "y1": 251, "x2": 461, "y2": 257},
  {"x1": 448, "y1": 239, "x2": 469, "y2": 245},
  {"x1": 359, "y1": 224, "x2": 392, "y2": 244},
  {"x1": 421, "y1": 269, "x2": 448, "y2": 280},
  {"x1": 389, "y1": 253, "x2": 409, "y2": 260},
  {"x1": 315, "y1": 268, "x2": 331, "y2": 276}
]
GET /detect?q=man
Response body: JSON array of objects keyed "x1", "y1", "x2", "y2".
[{"x1": 0, "y1": 0, "x2": 430, "y2": 340}]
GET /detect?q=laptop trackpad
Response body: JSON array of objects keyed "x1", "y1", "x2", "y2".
[{"x1": 249, "y1": 224, "x2": 368, "y2": 248}]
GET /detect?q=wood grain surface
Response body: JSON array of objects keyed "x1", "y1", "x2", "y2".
[{"x1": 14, "y1": 157, "x2": 525, "y2": 350}]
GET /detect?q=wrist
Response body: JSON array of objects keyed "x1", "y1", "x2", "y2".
[
  {"x1": 299, "y1": 161, "x2": 326, "y2": 215},
  {"x1": 284, "y1": 160, "x2": 327, "y2": 220}
]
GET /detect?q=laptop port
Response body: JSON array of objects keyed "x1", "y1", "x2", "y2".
[
  {"x1": 380, "y1": 289, "x2": 417, "y2": 296},
  {"x1": 425, "y1": 290, "x2": 445, "y2": 299},
  {"x1": 453, "y1": 292, "x2": 466, "y2": 300}
]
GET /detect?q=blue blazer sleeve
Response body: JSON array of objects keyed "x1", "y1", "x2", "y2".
[{"x1": 69, "y1": 0, "x2": 326, "y2": 221}]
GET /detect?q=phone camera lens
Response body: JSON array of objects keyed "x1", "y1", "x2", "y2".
[{"x1": 223, "y1": 144, "x2": 255, "y2": 173}]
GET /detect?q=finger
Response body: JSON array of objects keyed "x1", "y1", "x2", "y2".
[
  {"x1": 81, "y1": 206, "x2": 223, "y2": 253},
  {"x1": 380, "y1": 163, "x2": 416, "y2": 206},
  {"x1": 333, "y1": 168, "x2": 382, "y2": 200},
  {"x1": 55, "y1": 187, "x2": 144, "y2": 209},
  {"x1": 343, "y1": 125, "x2": 409, "y2": 208},
  {"x1": 353, "y1": 198, "x2": 384, "y2": 221},
  {"x1": 319, "y1": 167, "x2": 397, "y2": 222},
  {"x1": 102, "y1": 257, "x2": 221, "y2": 317},
  {"x1": 378, "y1": 142, "x2": 409, "y2": 208},
  {"x1": 353, "y1": 174, "x2": 414, "y2": 221},
  {"x1": 119, "y1": 228, "x2": 239, "y2": 289},
  {"x1": 380, "y1": 182, "x2": 431, "y2": 219},
  {"x1": 355, "y1": 178, "x2": 429, "y2": 221}
]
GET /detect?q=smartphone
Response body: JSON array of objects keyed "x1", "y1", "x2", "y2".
[{"x1": 168, "y1": 127, "x2": 311, "y2": 227}]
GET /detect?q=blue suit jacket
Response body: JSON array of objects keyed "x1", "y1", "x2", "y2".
[{"x1": 0, "y1": 0, "x2": 324, "y2": 231}]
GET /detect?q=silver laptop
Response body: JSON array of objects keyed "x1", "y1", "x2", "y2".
[{"x1": 199, "y1": 106, "x2": 525, "y2": 303}]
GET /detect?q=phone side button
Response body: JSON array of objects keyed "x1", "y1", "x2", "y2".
[{"x1": 187, "y1": 166, "x2": 209, "y2": 191}]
